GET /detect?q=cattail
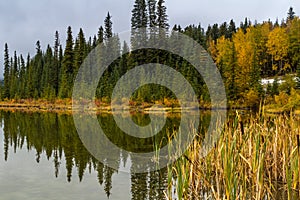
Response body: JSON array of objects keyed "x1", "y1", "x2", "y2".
[
  {"x1": 240, "y1": 120, "x2": 245, "y2": 135},
  {"x1": 297, "y1": 135, "x2": 300, "y2": 154},
  {"x1": 261, "y1": 135, "x2": 265, "y2": 144}
]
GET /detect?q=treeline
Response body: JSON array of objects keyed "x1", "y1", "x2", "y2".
[
  {"x1": 2, "y1": 0, "x2": 300, "y2": 105},
  {"x1": 207, "y1": 7, "x2": 300, "y2": 103}
]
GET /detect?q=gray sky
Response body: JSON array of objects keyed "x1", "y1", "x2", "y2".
[{"x1": 0, "y1": 0, "x2": 299, "y2": 77}]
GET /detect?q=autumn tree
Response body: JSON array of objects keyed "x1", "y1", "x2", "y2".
[
  {"x1": 215, "y1": 36, "x2": 237, "y2": 100},
  {"x1": 288, "y1": 17, "x2": 300, "y2": 87},
  {"x1": 266, "y1": 27, "x2": 290, "y2": 74}
]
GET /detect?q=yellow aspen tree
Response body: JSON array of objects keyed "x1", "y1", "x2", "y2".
[
  {"x1": 233, "y1": 28, "x2": 254, "y2": 94},
  {"x1": 215, "y1": 36, "x2": 237, "y2": 99},
  {"x1": 266, "y1": 27, "x2": 290, "y2": 73}
]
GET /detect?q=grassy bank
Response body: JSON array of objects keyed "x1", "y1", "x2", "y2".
[
  {"x1": 0, "y1": 98, "x2": 211, "y2": 113},
  {"x1": 168, "y1": 112, "x2": 300, "y2": 200}
]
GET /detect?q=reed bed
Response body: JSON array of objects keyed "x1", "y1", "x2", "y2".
[{"x1": 168, "y1": 111, "x2": 300, "y2": 200}]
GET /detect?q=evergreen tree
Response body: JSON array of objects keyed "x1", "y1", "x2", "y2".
[
  {"x1": 52, "y1": 31, "x2": 60, "y2": 96},
  {"x1": 32, "y1": 41, "x2": 44, "y2": 98},
  {"x1": 59, "y1": 26, "x2": 74, "y2": 98},
  {"x1": 120, "y1": 41, "x2": 130, "y2": 74},
  {"x1": 19, "y1": 55, "x2": 26, "y2": 99},
  {"x1": 148, "y1": 0, "x2": 157, "y2": 39},
  {"x1": 240, "y1": 18, "x2": 251, "y2": 33},
  {"x1": 92, "y1": 35, "x2": 97, "y2": 48},
  {"x1": 42, "y1": 45, "x2": 54, "y2": 99},
  {"x1": 131, "y1": 0, "x2": 148, "y2": 49},
  {"x1": 104, "y1": 12, "x2": 113, "y2": 40},
  {"x1": 219, "y1": 22, "x2": 228, "y2": 38},
  {"x1": 97, "y1": 26, "x2": 104, "y2": 45},
  {"x1": 157, "y1": 0, "x2": 169, "y2": 38},
  {"x1": 228, "y1": 19, "x2": 236, "y2": 39},
  {"x1": 287, "y1": 7, "x2": 295, "y2": 22},
  {"x1": 9, "y1": 51, "x2": 19, "y2": 98},
  {"x1": 74, "y1": 28, "x2": 87, "y2": 77},
  {"x1": 3, "y1": 43, "x2": 10, "y2": 99},
  {"x1": 211, "y1": 24, "x2": 220, "y2": 42},
  {"x1": 249, "y1": 49, "x2": 262, "y2": 95},
  {"x1": 25, "y1": 54, "x2": 35, "y2": 98}
]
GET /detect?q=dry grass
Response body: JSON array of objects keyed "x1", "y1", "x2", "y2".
[{"x1": 168, "y1": 111, "x2": 300, "y2": 200}]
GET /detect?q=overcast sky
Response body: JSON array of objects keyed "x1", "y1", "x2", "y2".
[{"x1": 0, "y1": 0, "x2": 299, "y2": 77}]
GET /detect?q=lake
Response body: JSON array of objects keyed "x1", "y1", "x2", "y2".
[{"x1": 0, "y1": 110, "x2": 211, "y2": 200}]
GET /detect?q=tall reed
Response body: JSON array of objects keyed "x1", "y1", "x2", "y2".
[{"x1": 167, "y1": 111, "x2": 300, "y2": 199}]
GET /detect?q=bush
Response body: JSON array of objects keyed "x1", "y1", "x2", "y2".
[
  {"x1": 243, "y1": 89, "x2": 260, "y2": 108},
  {"x1": 274, "y1": 91, "x2": 289, "y2": 107},
  {"x1": 274, "y1": 89, "x2": 300, "y2": 111}
]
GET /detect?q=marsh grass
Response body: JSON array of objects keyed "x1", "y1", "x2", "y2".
[{"x1": 167, "y1": 111, "x2": 300, "y2": 200}]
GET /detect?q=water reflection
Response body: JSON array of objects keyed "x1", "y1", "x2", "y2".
[{"x1": 0, "y1": 110, "x2": 210, "y2": 199}]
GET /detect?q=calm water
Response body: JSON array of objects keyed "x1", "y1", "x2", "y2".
[{"x1": 0, "y1": 110, "x2": 210, "y2": 200}]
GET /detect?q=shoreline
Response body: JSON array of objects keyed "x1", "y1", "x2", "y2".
[{"x1": 0, "y1": 100, "x2": 298, "y2": 115}]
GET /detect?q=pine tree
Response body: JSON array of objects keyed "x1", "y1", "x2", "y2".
[
  {"x1": 19, "y1": 55, "x2": 26, "y2": 99},
  {"x1": 104, "y1": 12, "x2": 113, "y2": 40},
  {"x1": 3, "y1": 43, "x2": 10, "y2": 99},
  {"x1": 42, "y1": 45, "x2": 54, "y2": 99},
  {"x1": 157, "y1": 0, "x2": 169, "y2": 38},
  {"x1": 211, "y1": 24, "x2": 220, "y2": 41},
  {"x1": 25, "y1": 54, "x2": 35, "y2": 98},
  {"x1": 148, "y1": 0, "x2": 157, "y2": 39},
  {"x1": 240, "y1": 18, "x2": 251, "y2": 33},
  {"x1": 32, "y1": 41, "x2": 44, "y2": 98},
  {"x1": 287, "y1": 7, "x2": 295, "y2": 22},
  {"x1": 219, "y1": 22, "x2": 228, "y2": 38},
  {"x1": 228, "y1": 19, "x2": 236, "y2": 39},
  {"x1": 157, "y1": 0, "x2": 168, "y2": 28},
  {"x1": 120, "y1": 41, "x2": 130, "y2": 74},
  {"x1": 97, "y1": 26, "x2": 104, "y2": 45},
  {"x1": 131, "y1": 0, "x2": 148, "y2": 49},
  {"x1": 9, "y1": 51, "x2": 19, "y2": 98},
  {"x1": 52, "y1": 31, "x2": 60, "y2": 96},
  {"x1": 74, "y1": 28, "x2": 86, "y2": 77},
  {"x1": 103, "y1": 12, "x2": 115, "y2": 64},
  {"x1": 59, "y1": 26, "x2": 74, "y2": 98}
]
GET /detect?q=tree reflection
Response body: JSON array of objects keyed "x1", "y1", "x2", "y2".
[{"x1": 0, "y1": 110, "x2": 209, "y2": 199}]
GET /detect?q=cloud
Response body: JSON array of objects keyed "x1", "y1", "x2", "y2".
[{"x1": 0, "y1": 0, "x2": 299, "y2": 78}]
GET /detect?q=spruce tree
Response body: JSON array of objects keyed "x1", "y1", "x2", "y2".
[
  {"x1": 131, "y1": 0, "x2": 148, "y2": 49},
  {"x1": 287, "y1": 7, "x2": 295, "y2": 22},
  {"x1": 74, "y1": 28, "x2": 86, "y2": 76},
  {"x1": 219, "y1": 22, "x2": 228, "y2": 38},
  {"x1": 42, "y1": 45, "x2": 54, "y2": 99},
  {"x1": 157, "y1": 0, "x2": 168, "y2": 29},
  {"x1": 9, "y1": 51, "x2": 19, "y2": 99},
  {"x1": 157, "y1": 0, "x2": 169, "y2": 38},
  {"x1": 32, "y1": 41, "x2": 44, "y2": 98},
  {"x1": 19, "y1": 55, "x2": 26, "y2": 99},
  {"x1": 148, "y1": 0, "x2": 157, "y2": 39},
  {"x1": 53, "y1": 31, "x2": 60, "y2": 96},
  {"x1": 59, "y1": 26, "x2": 74, "y2": 98},
  {"x1": 228, "y1": 19, "x2": 236, "y2": 39},
  {"x1": 104, "y1": 12, "x2": 113, "y2": 40},
  {"x1": 3, "y1": 43, "x2": 10, "y2": 99},
  {"x1": 211, "y1": 24, "x2": 220, "y2": 42},
  {"x1": 25, "y1": 54, "x2": 35, "y2": 98},
  {"x1": 97, "y1": 26, "x2": 104, "y2": 45}
]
